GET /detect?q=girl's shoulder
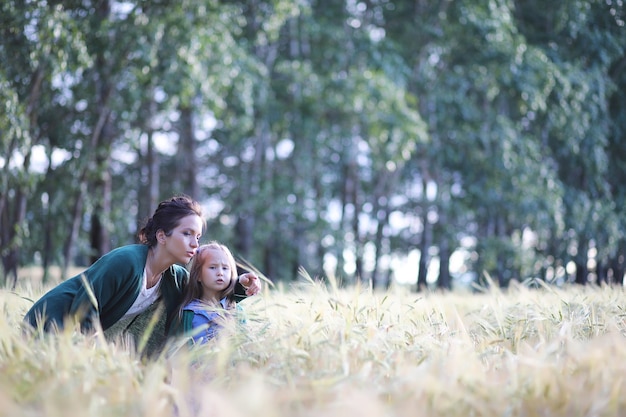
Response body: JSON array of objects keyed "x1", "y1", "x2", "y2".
[
  {"x1": 182, "y1": 299, "x2": 205, "y2": 312},
  {"x1": 220, "y1": 297, "x2": 237, "y2": 310},
  {"x1": 183, "y1": 299, "x2": 221, "y2": 322}
]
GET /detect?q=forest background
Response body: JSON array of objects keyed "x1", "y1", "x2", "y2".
[{"x1": 1, "y1": 0, "x2": 625, "y2": 290}]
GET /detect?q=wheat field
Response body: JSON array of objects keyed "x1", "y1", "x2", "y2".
[{"x1": 2, "y1": 274, "x2": 626, "y2": 417}]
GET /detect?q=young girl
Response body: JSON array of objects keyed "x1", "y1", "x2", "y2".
[{"x1": 177, "y1": 242, "x2": 251, "y2": 344}]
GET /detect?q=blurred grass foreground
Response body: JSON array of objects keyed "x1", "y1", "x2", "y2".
[{"x1": 2, "y1": 274, "x2": 626, "y2": 417}]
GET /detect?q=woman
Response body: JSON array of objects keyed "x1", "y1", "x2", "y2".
[{"x1": 24, "y1": 195, "x2": 260, "y2": 336}]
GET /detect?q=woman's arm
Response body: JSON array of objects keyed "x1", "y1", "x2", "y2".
[{"x1": 235, "y1": 272, "x2": 261, "y2": 300}]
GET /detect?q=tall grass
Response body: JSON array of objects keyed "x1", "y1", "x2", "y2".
[{"x1": 2, "y1": 277, "x2": 626, "y2": 416}]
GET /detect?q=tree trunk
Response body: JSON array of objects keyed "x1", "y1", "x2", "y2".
[
  {"x1": 63, "y1": 86, "x2": 106, "y2": 274},
  {"x1": 372, "y1": 204, "x2": 389, "y2": 290},
  {"x1": 3, "y1": 187, "x2": 27, "y2": 289},
  {"x1": 596, "y1": 261, "x2": 607, "y2": 285},
  {"x1": 351, "y1": 168, "x2": 363, "y2": 283},
  {"x1": 235, "y1": 214, "x2": 254, "y2": 257},
  {"x1": 41, "y1": 170, "x2": 53, "y2": 284},
  {"x1": 574, "y1": 240, "x2": 589, "y2": 285},
  {"x1": 90, "y1": 148, "x2": 112, "y2": 263},
  {"x1": 0, "y1": 134, "x2": 20, "y2": 286},
  {"x1": 610, "y1": 248, "x2": 625, "y2": 286},
  {"x1": 416, "y1": 210, "x2": 431, "y2": 292},
  {"x1": 178, "y1": 105, "x2": 198, "y2": 198},
  {"x1": 66, "y1": 100, "x2": 110, "y2": 272},
  {"x1": 1, "y1": 64, "x2": 44, "y2": 287},
  {"x1": 438, "y1": 238, "x2": 451, "y2": 290},
  {"x1": 335, "y1": 160, "x2": 351, "y2": 281},
  {"x1": 90, "y1": 183, "x2": 110, "y2": 261},
  {"x1": 138, "y1": 128, "x2": 160, "y2": 234},
  {"x1": 574, "y1": 261, "x2": 588, "y2": 285},
  {"x1": 371, "y1": 166, "x2": 396, "y2": 290},
  {"x1": 62, "y1": 180, "x2": 87, "y2": 280}
]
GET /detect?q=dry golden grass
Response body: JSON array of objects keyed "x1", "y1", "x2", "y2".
[{"x1": 2, "y1": 275, "x2": 626, "y2": 417}]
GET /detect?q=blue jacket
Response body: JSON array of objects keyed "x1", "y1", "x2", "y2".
[{"x1": 181, "y1": 298, "x2": 245, "y2": 344}]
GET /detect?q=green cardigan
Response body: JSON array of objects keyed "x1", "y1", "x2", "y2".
[{"x1": 24, "y1": 244, "x2": 188, "y2": 332}]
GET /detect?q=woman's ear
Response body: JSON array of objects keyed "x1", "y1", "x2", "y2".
[{"x1": 156, "y1": 229, "x2": 166, "y2": 244}]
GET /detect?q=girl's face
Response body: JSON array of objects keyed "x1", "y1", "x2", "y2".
[
  {"x1": 198, "y1": 248, "x2": 233, "y2": 301},
  {"x1": 160, "y1": 214, "x2": 203, "y2": 265}
]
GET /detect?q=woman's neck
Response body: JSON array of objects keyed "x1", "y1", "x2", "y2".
[{"x1": 145, "y1": 247, "x2": 169, "y2": 288}]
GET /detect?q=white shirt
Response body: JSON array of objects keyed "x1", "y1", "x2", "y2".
[{"x1": 122, "y1": 268, "x2": 162, "y2": 319}]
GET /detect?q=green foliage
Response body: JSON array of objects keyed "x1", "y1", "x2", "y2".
[{"x1": 1, "y1": 0, "x2": 625, "y2": 288}]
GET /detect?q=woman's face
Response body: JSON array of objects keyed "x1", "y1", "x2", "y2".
[
  {"x1": 160, "y1": 214, "x2": 203, "y2": 265},
  {"x1": 198, "y1": 248, "x2": 233, "y2": 301}
]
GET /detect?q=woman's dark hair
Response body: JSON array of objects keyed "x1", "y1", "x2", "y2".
[{"x1": 138, "y1": 195, "x2": 204, "y2": 246}]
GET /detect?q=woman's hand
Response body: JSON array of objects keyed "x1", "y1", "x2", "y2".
[{"x1": 238, "y1": 272, "x2": 261, "y2": 296}]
